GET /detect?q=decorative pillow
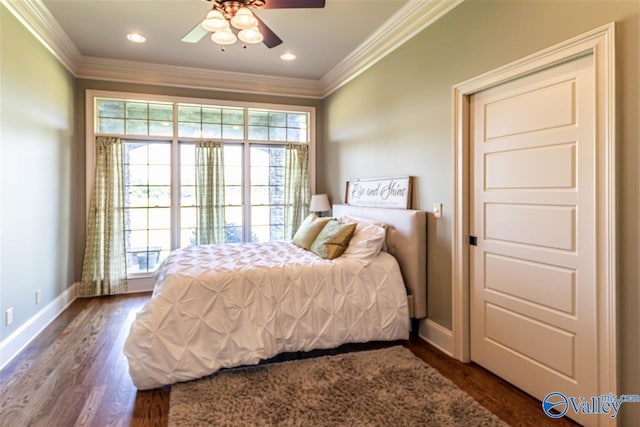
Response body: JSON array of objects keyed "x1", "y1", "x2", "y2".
[
  {"x1": 292, "y1": 214, "x2": 332, "y2": 250},
  {"x1": 337, "y1": 215, "x2": 389, "y2": 252},
  {"x1": 309, "y1": 220, "x2": 357, "y2": 260},
  {"x1": 341, "y1": 222, "x2": 386, "y2": 263}
]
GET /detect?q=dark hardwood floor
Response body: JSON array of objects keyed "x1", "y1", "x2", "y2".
[{"x1": 0, "y1": 293, "x2": 580, "y2": 427}]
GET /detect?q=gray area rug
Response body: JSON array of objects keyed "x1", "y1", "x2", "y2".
[{"x1": 168, "y1": 346, "x2": 507, "y2": 426}]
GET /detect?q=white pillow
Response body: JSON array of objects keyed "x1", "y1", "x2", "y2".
[
  {"x1": 341, "y1": 222, "x2": 386, "y2": 263},
  {"x1": 338, "y1": 215, "x2": 389, "y2": 252}
]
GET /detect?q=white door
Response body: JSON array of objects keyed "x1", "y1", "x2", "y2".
[{"x1": 470, "y1": 55, "x2": 597, "y2": 426}]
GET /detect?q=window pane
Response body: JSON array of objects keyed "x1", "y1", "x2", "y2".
[
  {"x1": 149, "y1": 121, "x2": 173, "y2": 137},
  {"x1": 181, "y1": 207, "x2": 196, "y2": 228},
  {"x1": 126, "y1": 165, "x2": 148, "y2": 185},
  {"x1": 251, "y1": 147, "x2": 270, "y2": 166},
  {"x1": 148, "y1": 208, "x2": 170, "y2": 229},
  {"x1": 287, "y1": 128, "x2": 305, "y2": 142},
  {"x1": 251, "y1": 226, "x2": 269, "y2": 243},
  {"x1": 269, "y1": 127, "x2": 287, "y2": 141},
  {"x1": 224, "y1": 145, "x2": 243, "y2": 166},
  {"x1": 287, "y1": 113, "x2": 307, "y2": 128},
  {"x1": 148, "y1": 166, "x2": 171, "y2": 186},
  {"x1": 251, "y1": 206, "x2": 270, "y2": 226},
  {"x1": 248, "y1": 126, "x2": 268, "y2": 140},
  {"x1": 149, "y1": 186, "x2": 171, "y2": 207},
  {"x1": 225, "y1": 186, "x2": 242, "y2": 205},
  {"x1": 179, "y1": 122, "x2": 201, "y2": 138},
  {"x1": 126, "y1": 119, "x2": 148, "y2": 135},
  {"x1": 269, "y1": 112, "x2": 286, "y2": 127},
  {"x1": 225, "y1": 166, "x2": 242, "y2": 186},
  {"x1": 225, "y1": 226, "x2": 243, "y2": 243},
  {"x1": 125, "y1": 143, "x2": 148, "y2": 164},
  {"x1": 98, "y1": 100, "x2": 125, "y2": 118},
  {"x1": 126, "y1": 102, "x2": 148, "y2": 119},
  {"x1": 126, "y1": 208, "x2": 147, "y2": 230},
  {"x1": 148, "y1": 144, "x2": 170, "y2": 164},
  {"x1": 180, "y1": 228, "x2": 195, "y2": 248},
  {"x1": 222, "y1": 108, "x2": 244, "y2": 125},
  {"x1": 222, "y1": 125, "x2": 243, "y2": 139},
  {"x1": 251, "y1": 186, "x2": 269, "y2": 205},
  {"x1": 126, "y1": 186, "x2": 148, "y2": 207},
  {"x1": 270, "y1": 225, "x2": 285, "y2": 241},
  {"x1": 181, "y1": 165, "x2": 195, "y2": 186},
  {"x1": 270, "y1": 185, "x2": 284, "y2": 204},
  {"x1": 202, "y1": 123, "x2": 222, "y2": 139},
  {"x1": 127, "y1": 230, "x2": 147, "y2": 250},
  {"x1": 98, "y1": 118, "x2": 124, "y2": 134},
  {"x1": 225, "y1": 206, "x2": 243, "y2": 227},
  {"x1": 178, "y1": 105, "x2": 201, "y2": 122},
  {"x1": 149, "y1": 103, "x2": 172, "y2": 121},
  {"x1": 180, "y1": 144, "x2": 195, "y2": 165},
  {"x1": 149, "y1": 229, "x2": 170, "y2": 249},
  {"x1": 248, "y1": 110, "x2": 268, "y2": 126},
  {"x1": 181, "y1": 186, "x2": 195, "y2": 206},
  {"x1": 202, "y1": 107, "x2": 222, "y2": 123},
  {"x1": 251, "y1": 166, "x2": 269, "y2": 185}
]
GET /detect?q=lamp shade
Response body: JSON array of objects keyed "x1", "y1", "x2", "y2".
[
  {"x1": 309, "y1": 194, "x2": 331, "y2": 213},
  {"x1": 202, "y1": 9, "x2": 229, "y2": 32},
  {"x1": 231, "y1": 7, "x2": 258, "y2": 30}
]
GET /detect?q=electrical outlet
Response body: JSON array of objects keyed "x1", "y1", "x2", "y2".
[
  {"x1": 433, "y1": 202, "x2": 443, "y2": 219},
  {"x1": 5, "y1": 308, "x2": 13, "y2": 326},
  {"x1": 36, "y1": 290, "x2": 41, "y2": 305}
]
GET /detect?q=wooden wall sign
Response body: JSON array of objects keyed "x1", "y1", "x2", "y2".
[{"x1": 345, "y1": 176, "x2": 414, "y2": 209}]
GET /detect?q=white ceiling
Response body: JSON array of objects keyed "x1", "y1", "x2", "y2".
[{"x1": 41, "y1": 0, "x2": 409, "y2": 81}]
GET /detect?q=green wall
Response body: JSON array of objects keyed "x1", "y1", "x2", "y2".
[
  {"x1": 0, "y1": 4, "x2": 78, "y2": 340},
  {"x1": 321, "y1": 0, "x2": 639, "y2": 424}
]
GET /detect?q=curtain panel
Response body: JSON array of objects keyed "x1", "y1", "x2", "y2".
[
  {"x1": 284, "y1": 144, "x2": 310, "y2": 239},
  {"x1": 195, "y1": 141, "x2": 226, "y2": 245},
  {"x1": 81, "y1": 136, "x2": 128, "y2": 296}
]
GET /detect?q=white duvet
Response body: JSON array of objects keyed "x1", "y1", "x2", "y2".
[{"x1": 124, "y1": 241, "x2": 409, "y2": 389}]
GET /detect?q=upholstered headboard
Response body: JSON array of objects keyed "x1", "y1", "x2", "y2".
[{"x1": 333, "y1": 204, "x2": 427, "y2": 319}]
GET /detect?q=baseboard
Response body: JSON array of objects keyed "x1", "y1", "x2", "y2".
[
  {"x1": 0, "y1": 282, "x2": 79, "y2": 371},
  {"x1": 419, "y1": 318, "x2": 454, "y2": 357}
]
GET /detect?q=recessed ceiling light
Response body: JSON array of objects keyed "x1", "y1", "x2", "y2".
[
  {"x1": 280, "y1": 52, "x2": 296, "y2": 61},
  {"x1": 127, "y1": 33, "x2": 146, "y2": 43}
]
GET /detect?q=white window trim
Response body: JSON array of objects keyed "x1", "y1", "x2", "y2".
[{"x1": 85, "y1": 89, "x2": 316, "y2": 284}]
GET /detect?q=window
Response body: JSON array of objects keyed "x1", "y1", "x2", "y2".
[{"x1": 88, "y1": 91, "x2": 315, "y2": 277}]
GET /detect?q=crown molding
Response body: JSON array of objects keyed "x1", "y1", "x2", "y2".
[
  {"x1": 1, "y1": 0, "x2": 81, "y2": 74},
  {"x1": 321, "y1": 0, "x2": 464, "y2": 97},
  {"x1": 76, "y1": 56, "x2": 324, "y2": 99},
  {"x1": 4, "y1": 0, "x2": 460, "y2": 99}
]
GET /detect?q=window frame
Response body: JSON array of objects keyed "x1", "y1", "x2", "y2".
[{"x1": 85, "y1": 90, "x2": 316, "y2": 287}]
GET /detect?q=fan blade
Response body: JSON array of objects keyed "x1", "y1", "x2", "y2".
[
  {"x1": 181, "y1": 23, "x2": 209, "y2": 43},
  {"x1": 260, "y1": 0, "x2": 325, "y2": 9},
  {"x1": 255, "y1": 15, "x2": 283, "y2": 48}
]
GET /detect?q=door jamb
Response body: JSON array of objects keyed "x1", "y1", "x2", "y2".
[{"x1": 450, "y1": 22, "x2": 616, "y2": 421}]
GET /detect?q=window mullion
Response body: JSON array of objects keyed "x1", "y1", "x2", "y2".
[
  {"x1": 170, "y1": 102, "x2": 180, "y2": 251},
  {"x1": 243, "y1": 141, "x2": 251, "y2": 243}
]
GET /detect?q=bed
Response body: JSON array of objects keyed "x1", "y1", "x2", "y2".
[{"x1": 124, "y1": 204, "x2": 426, "y2": 390}]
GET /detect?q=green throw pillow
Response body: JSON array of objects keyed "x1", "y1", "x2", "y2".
[
  {"x1": 292, "y1": 214, "x2": 332, "y2": 250},
  {"x1": 310, "y1": 220, "x2": 357, "y2": 260}
]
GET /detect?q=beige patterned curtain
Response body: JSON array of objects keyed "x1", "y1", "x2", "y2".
[
  {"x1": 81, "y1": 136, "x2": 128, "y2": 296},
  {"x1": 284, "y1": 143, "x2": 310, "y2": 239},
  {"x1": 195, "y1": 141, "x2": 226, "y2": 245}
]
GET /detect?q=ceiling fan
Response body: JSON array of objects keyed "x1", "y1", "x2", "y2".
[{"x1": 182, "y1": 0, "x2": 326, "y2": 49}]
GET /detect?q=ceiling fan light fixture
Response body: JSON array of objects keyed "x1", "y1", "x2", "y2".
[
  {"x1": 230, "y1": 7, "x2": 258, "y2": 30},
  {"x1": 202, "y1": 9, "x2": 229, "y2": 32},
  {"x1": 211, "y1": 28, "x2": 237, "y2": 45},
  {"x1": 238, "y1": 27, "x2": 263, "y2": 44}
]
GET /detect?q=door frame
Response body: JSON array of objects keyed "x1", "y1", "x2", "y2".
[{"x1": 451, "y1": 22, "x2": 616, "y2": 421}]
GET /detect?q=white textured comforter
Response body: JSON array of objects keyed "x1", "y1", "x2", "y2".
[{"x1": 124, "y1": 241, "x2": 409, "y2": 389}]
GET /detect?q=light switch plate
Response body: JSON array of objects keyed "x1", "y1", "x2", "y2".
[
  {"x1": 433, "y1": 203, "x2": 443, "y2": 219},
  {"x1": 5, "y1": 308, "x2": 13, "y2": 326}
]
